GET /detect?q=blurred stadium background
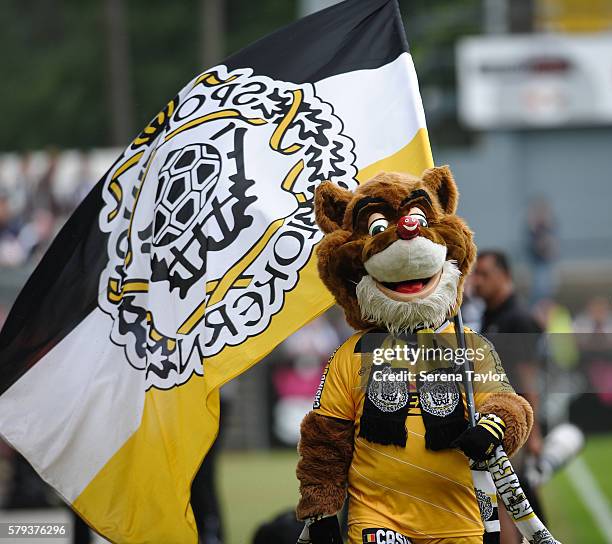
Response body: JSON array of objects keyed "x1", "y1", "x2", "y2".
[{"x1": 0, "y1": 0, "x2": 611, "y2": 542}]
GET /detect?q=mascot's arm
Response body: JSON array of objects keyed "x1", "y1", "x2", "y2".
[
  {"x1": 471, "y1": 333, "x2": 534, "y2": 458},
  {"x1": 296, "y1": 411, "x2": 354, "y2": 520},
  {"x1": 476, "y1": 391, "x2": 533, "y2": 458}
]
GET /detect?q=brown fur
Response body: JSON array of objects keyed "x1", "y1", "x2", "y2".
[
  {"x1": 296, "y1": 412, "x2": 354, "y2": 520},
  {"x1": 314, "y1": 182, "x2": 353, "y2": 234},
  {"x1": 300, "y1": 167, "x2": 532, "y2": 525},
  {"x1": 422, "y1": 165, "x2": 459, "y2": 214},
  {"x1": 315, "y1": 167, "x2": 476, "y2": 329},
  {"x1": 478, "y1": 392, "x2": 534, "y2": 457}
]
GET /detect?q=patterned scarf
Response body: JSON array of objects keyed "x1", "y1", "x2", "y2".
[{"x1": 358, "y1": 329, "x2": 467, "y2": 449}]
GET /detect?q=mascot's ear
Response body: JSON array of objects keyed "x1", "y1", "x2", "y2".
[
  {"x1": 314, "y1": 181, "x2": 353, "y2": 233},
  {"x1": 422, "y1": 165, "x2": 459, "y2": 215}
]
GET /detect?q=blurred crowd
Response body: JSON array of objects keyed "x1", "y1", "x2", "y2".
[{"x1": 0, "y1": 150, "x2": 105, "y2": 269}]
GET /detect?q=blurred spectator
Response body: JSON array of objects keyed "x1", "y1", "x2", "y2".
[
  {"x1": 460, "y1": 272, "x2": 484, "y2": 331},
  {"x1": 533, "y1": 298, "x2": 579, "y2": 370},
  {"x1": 252, "y1": 509, "x2": 302, "y2": 544},
  {"x1": 572, "y1": 296, "x2": 612, "y2": 366},
  {"x1": 569, "y1": 296, "x2": 612, "y2": 433},
  {"x1": 71, "y1": 152, "x2": 96, "y2": 209},
  {"x1": 472, "y1": 249, "x2": 546, "y2": 544},
  {"x1": 3, "y1": 451, "x2": 55, "y2": 510},
  {"x1": 10, "y1": 153, "x2": 34, "y2": 217},
  {"x1": 532, "y1": 298, "x2": 581, "y2": 429},
  {"x1": 191, "y1": 387, "x2": 235, "y2": 544},
  {"x1": 26, "y1": 148, "x2": 63, "y2": 218},
  {"x1": 270, "y1": 313, "x2": 346, "y2": 446},
  {"x1": 526, "y1": 197, "x2": 558, "y2": 305},
  {"x1": 191, "y1": 415, "x2": 225, "y2": 544},
  {"x1": 573, "y1": 296, "x2": 612, "y2": 335},
  {"x1": 18, "y1": 207, "x2": 57, "y2": 263},
  {"x1": 0, "y1": 192, "x2": 26, "y2": 267},
  {"x1": 0, "y1": 149, "x2": 116, "y2": 268}
]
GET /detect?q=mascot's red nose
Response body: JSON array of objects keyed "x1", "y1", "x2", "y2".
[{"x1": 397, "y1": 216, "x2": 420, "y2": 240}]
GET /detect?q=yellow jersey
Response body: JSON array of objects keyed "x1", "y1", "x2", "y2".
[{"x1": 312, "y1": 321, "x2": 513, "y2": 539}]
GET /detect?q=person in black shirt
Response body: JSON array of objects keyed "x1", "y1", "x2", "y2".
[{"x1": 472, "y1": 250, "x2": 545, "y2": 544}]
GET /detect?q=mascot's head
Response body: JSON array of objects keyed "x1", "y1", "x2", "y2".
[{"x1": 315, "y1": 166, "x2": 476, "y2": 333}]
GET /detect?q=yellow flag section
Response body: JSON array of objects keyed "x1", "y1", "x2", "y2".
[
  {"x1": 73, "y1": 128, "x2": 432, "y2": 544},
  {"x1": 75, "y1": 381, "x2": 218, "y2": 543}
]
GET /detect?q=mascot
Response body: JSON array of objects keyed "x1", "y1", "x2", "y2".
[{"x1": 296, "y1": 167, "x2": 534, "y2": 544}]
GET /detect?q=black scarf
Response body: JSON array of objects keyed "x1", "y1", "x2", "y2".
[
  {"x1": 359, "y1": 362, "x2": 410, "y2": 446},
  {"x1": 358, "y1": 331, "x2": 467, "y2": 449},
  {"x1": 416, "y1": 367, "x2": 467, "y2": 450}
]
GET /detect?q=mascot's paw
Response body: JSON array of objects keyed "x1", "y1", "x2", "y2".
[
  {"x1": 297, "y1": 514, "x2": 342, "y2": 544},
  {"x1": 453, "y1": 413, "x2": 506, "y2": 462}
]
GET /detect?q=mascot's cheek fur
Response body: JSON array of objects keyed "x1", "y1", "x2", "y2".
[{"x1": 316, "y1": 231, "x2": 367, "y2": 330}]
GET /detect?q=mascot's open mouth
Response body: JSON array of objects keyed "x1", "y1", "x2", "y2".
[
  {"x1": 374, "y1": 268, "x2": 443, "y2": 301},
  {"x1": 356, "y1": 261, "x2": 460, "y2": 333},
  {"x1": 362, "y1": 236, "x2": 448, "y2": 303}
]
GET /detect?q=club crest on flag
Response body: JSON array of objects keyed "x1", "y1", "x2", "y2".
[{"x1": 98, "y1": 66, "x2": 358, "y2": 390}]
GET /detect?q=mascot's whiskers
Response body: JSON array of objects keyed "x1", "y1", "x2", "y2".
[{"x1": 356, "y1": 260, "x2": 461, "y2": 334}]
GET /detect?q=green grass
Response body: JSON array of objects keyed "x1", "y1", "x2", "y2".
[
  {"x1": 582, "y1": 435, "x2": 612, "y2": 499},
  {"x1": 219, "y1": 449, "x2": 300, "y2": 544},
  {"x1": 219, "y1": 435, "x2": 612, "y2": 544},
  {"x1": 543, "y1": 468, "x2": 603, "y2": 542},
  {"x1": 543, "y1": 434, "x2": 612, "y2": 544}
]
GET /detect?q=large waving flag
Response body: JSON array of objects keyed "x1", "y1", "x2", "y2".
[{"x1": 0, "y1": 0, "x2": 432, "y2": 542}]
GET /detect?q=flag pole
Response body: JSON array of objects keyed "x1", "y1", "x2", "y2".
[{"x1": 453, "y1": 310, "x2": 561, "y2": 544}]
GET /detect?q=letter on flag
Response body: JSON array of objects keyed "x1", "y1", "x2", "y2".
[{"x1": 0, "y1": 0, "x2": 432, "y2": 541}]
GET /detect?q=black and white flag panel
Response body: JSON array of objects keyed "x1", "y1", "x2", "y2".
[{"x1": 0, "y1": 1, "x2": 433, "y2": 542}]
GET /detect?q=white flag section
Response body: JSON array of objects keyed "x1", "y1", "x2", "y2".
[{"x1": 0, "y1": 1, "x2": 433, "y2": 541}]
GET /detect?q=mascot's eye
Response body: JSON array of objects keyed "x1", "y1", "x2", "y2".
[
  {"x1": 410, "y1": 213, "x2": 428, "y2": 227},
  {"x1": 368, "y1": 217, "x2": 389, "y2": 236}
]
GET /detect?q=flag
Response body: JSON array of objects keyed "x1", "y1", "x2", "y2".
[{"x1": 0, "y1": 0, "x2": 432, "y2": 541}]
